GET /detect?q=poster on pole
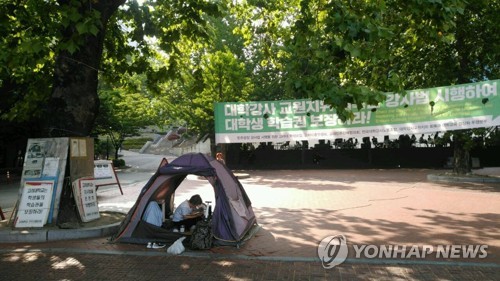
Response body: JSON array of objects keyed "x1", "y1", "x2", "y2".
[
  {"x1": 14, "y1": 180, "x2": 54, "y2": 228},
  {"x1": 215, "y1": 80, "x2": 499, "y2": 143}
]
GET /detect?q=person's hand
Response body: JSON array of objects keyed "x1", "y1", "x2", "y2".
[{"x1": 189, "y1": 211, "x2": 203, "y2": 218}]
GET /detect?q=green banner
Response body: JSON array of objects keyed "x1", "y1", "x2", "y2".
[{"x1": 215, "y1": 80, "x2": 499, "y2": 144}]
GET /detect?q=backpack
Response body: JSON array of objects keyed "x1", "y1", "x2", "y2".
[{"x1": 189, "y1": 220, "x2": 212, "y2": 250}]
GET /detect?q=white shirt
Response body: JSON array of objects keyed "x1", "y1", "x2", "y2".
[{"x1": 172, "y1": 200, "x2": 193, "y2": 222}]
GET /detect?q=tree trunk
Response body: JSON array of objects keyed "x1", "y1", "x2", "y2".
[
  {"x1": 450, "y1": 12, "x2": 472, "y2": 176},
  {"x1": 114, "y1": 141, "x2": 122, "y2": 160},
  {"x1": 47, "y1": 0, "x2": 125, "y2": 226},
  {"x1": 42, "y1": 0, "x2": 125, "y2": 137},
  {"x1": 45, "y1": 49, "x2": 100, "y2": 137},
  {"x1": 452, "y1": 131, "x2": 471, "y2": 175}
]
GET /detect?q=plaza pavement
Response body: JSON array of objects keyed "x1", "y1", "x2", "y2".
[{"x1": 0, "y1": 150, "x2": 499, "y2": 280}]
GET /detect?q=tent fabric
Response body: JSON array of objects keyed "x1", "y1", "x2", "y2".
[
  {"x1": 118, "y1": 221, "x2": 184, "y2": 245},
  {"x1": 112, "y1": 153, "x2": 257, "y2": 246}
]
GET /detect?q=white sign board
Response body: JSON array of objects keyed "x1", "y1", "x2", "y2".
[
  {"x1": 19, "y1": 138, "x2": 69, "y2": 224},
  {"x1": 15, "y1": 181, "x2": 54, "y2": 228},
  {"x1": 93, "y1": 160, "x2": 123, "y2": 195},
  {"x1": 94, "y1": 160, "x2": 118, "y2": 186},
  {"x1": 72, "y1": 178, "x2": 100, "y2": 222}
]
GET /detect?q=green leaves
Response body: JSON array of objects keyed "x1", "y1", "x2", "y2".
[
  {"x1": 2, "y1": 0, "x2": 497, "y2": 139},
  {"x1": 0, "y1": 1, "x2": 57, "y2": 121},
  {"x1": 95, "y1": 79, "x2": 154, "y2": 138},
  {"x1": 75, "y1": 18, "x2": 100, "y2": 36}
]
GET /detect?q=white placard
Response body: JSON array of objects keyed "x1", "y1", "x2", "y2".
[
  {"x1": 80, "y1": 179, "x2": 100, "y2": 221},
  {"x1": 94, "y1": 161, "x2": 114, "y2": 179},
  {"x1": 15, "y1": 181, "x2": 54, "y2": 228},
  {"x1": 70, "y1": 138, "x2": 87, "y2": 157},
  {"x1": 42, "y1": 157, "x2": 60, "y2": 177},
  {"x1": 72, "y1": 178, "x2": 100, "y2": 222},
  {"x1": 93, "y1": 160, "x2": 120, "y2": 187}
]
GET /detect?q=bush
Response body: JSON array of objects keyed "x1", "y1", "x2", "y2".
[{"x1": 113, "y1": 158, "x2": 126, "y2": 168}]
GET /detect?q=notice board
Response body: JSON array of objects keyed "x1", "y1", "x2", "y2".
[
  {"x1": 94, "y1": 160, "x2": 123, "y2": 195},
  {"x1": 72, "y1": 178, "x2": 100, "y2": 222},
  {"x1": 15, "y1": 138, "x2": 69, "y2": 227},
  {"x1": 14, "y1": 180, "x2": 54, "y2": 227},
  {"x1": 14, "y1": 137, "x2": 95, "y2": 227},
  {"x1": 69, "y1": 138, "x2": 94, "y2": 180}
]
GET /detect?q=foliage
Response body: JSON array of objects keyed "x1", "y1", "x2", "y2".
[
  {"x1": 375, "y1": 0, "x2": 499, "y2": 174},
  {"x1": 1, "y1": 0, "x2": 498, "y2": 174},
  {"x1": 1, "y1": 0, "x2": 220, "y2": 132},
  {"x1": 112, "y1": 158, "x2": 126, "y2": 168},
  {"x1": 94, "y1": 137, "x2": 111, "y2": 159},
  {"x1": 93, "y1": 76, "x2": 155, "y2": 159},
  {"x1": 4, "y1": 0, "x2": 492, "y2": 133},
  {"x1": 0, "y1": 1, "x2": 57, "y2": 122},
  {"x1": 190, "y1": 49, "x2": 253, "y2": 136},
  {"x1": 149, "y1": 20, "x2": 254, "y2": 139}
]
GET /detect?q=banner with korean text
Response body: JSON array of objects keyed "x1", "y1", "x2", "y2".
[
  {"x1": 215, "y1": 80, "x2": 499, "y2": 144},
  {"x1": 15, "y1": 180, "x2": 54, "y2": 228},
  {"x1": 72, "y1": 178, "x2": 100, "y2": 222}
]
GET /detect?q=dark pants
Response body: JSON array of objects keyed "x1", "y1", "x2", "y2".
[{"x1": 172, "y1": 216, "x2": 202, "y2": 230}]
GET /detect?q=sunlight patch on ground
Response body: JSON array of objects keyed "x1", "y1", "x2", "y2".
[
  {"x1": 50, "y1": 255, "x2": 85, "y2": 270},
  {"x1": 271, "y1": 232, "x2": 319, "y2": 248},
  {"x1": 98, "y1": 201, "x2": 135, "y2": 209},
  {"x1": 243, "y1": 185, "x2": 352, "y2": 209},
  {"x1": 242, "y1": 177, "x2": 342, "y2": 186},
  {"x1": 2, "y1": 252, "x2": 44, "y2": 263},
  {"x1": 213, "y1": 260, "x2": 235, "y2": 267},
  {"x1": 222, "y1": 274, "x2": 252, "y2": 281},
  {"x1": 21, "y1": 252, "x2": 40, "y2": 263}
]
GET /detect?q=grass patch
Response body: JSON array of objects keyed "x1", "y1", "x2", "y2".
[{"x1": 122, "y1": 137, "x2": 153, "y2": 150}]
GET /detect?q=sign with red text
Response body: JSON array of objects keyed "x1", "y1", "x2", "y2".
[
  {"x1": 15, "y1": 181, "x2": 54, "y2": 228},
  {"x1": 72, "y1": 178, "x2": 100, "y2": 222}
]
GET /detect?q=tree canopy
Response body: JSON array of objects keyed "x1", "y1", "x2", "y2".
[{"x1": 1, "y1": 0, "x2": 498, "y2": 157}]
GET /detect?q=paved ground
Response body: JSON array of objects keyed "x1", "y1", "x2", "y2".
[
  {"x1": 0, "y1": 150, "x2": 499, "y2": 280},
  {"x1": 1, "y1": 251, "x2": 498, "y2": 281}
]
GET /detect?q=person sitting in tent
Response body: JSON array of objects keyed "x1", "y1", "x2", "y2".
[
  {"x1": 216, "y1": 152, "x2": 225, "y2": 164},
  {"x1": 172, "y1": 194, "x2": 204, "y2": 231},
  {"x1": 142, "y1": 199, "x2": 164, "y2": 227}
]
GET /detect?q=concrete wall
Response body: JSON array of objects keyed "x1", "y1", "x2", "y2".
[{"x1": 169, "y1": 138, "x2": 211, "y2": 157}]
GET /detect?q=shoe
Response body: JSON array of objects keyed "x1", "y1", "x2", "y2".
[
  {"x1": 152, "y1": 243, "x2": 166, "y2": 249},
  {"x1": 147, "y1": 242, "x2": 152, "y2": 249}
]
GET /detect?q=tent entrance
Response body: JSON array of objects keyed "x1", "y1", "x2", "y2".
[{"x1": 112, "y1": 153, "x2": 257, "y2": 248}]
